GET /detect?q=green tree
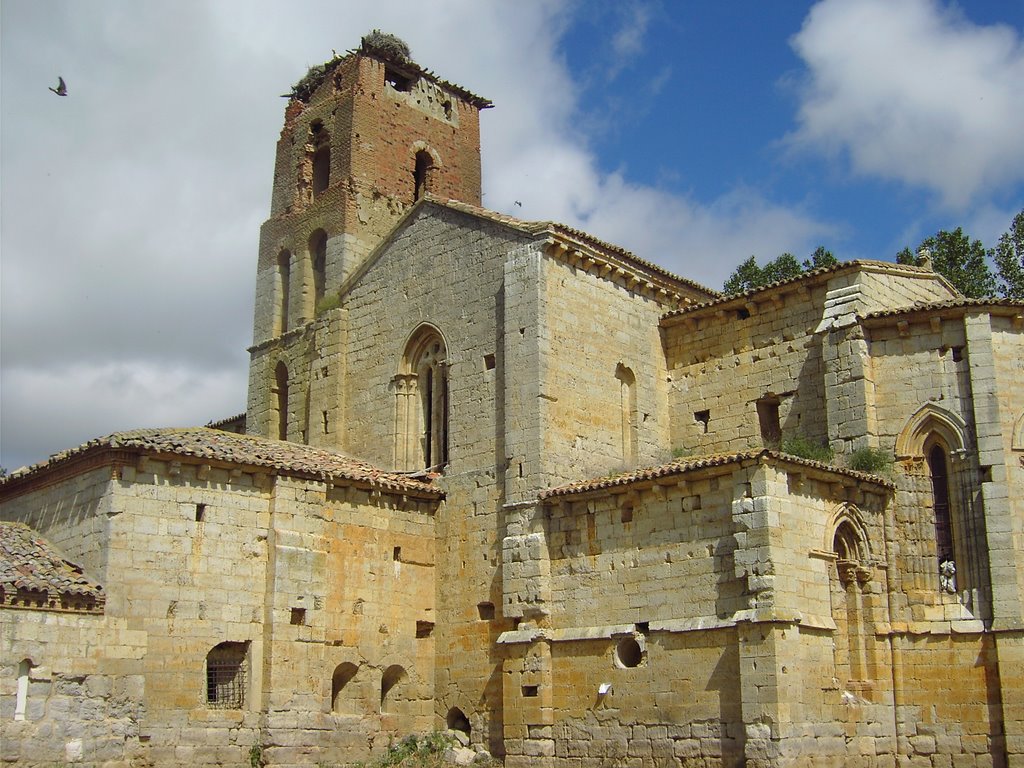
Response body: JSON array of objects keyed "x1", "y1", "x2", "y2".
[
  {"x1": 803, "y1": 246, "x2": 837, "y2": 271},
  {"x1": 992, "y1": 210, "x2": 1024, "y2": 299},
  {"x1": 897, "y1": 227, "x2": 996, "y2": 298},
  {"x1": 723, "y1": 247, "x2": 834, "y2": 294},
  {"x1": 723, "y1": 256, "x2": 765, "y2": 294}
]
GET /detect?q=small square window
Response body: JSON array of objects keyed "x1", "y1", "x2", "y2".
[{"x1": 290, "y1": 608, "x2": 306, "y2": 626}]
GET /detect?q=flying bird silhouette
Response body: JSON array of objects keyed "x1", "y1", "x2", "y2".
[
  {"x1": 49, "y1": 76, "x2": 67, "y2": 96},
  {"x1": 514, "y1": 200, "x2": 522, "y2": 207}
]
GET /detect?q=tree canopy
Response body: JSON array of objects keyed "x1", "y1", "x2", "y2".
[
  {"x1": 721, "y1": 209, "x2": 1024, "y2": 300},
  {"x1": 722, "y1": 247, "x2": 836, "y2": 294},
  {"x1": 992, "y1": 210, "x2": 1024, "y2": 299},
  {"x1": 896, "y1": 227, "x2": 996, "y2": 298}
]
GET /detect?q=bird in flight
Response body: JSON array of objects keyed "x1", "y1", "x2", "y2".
[{"x1": 49, "y1": 76, "x2": 67, "y2": 96}]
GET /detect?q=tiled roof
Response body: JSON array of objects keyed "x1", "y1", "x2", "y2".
[
  {"x1": 437, "y1": 199, "x2": 718, "y2": 298},
  {"x1": 205, "y1": 413, "x2": 247, "y2": 431},
  {"x1": 860, "y1": 297, "x2": 1024, "y2": 320},
  {"x1": 660, "y1": 260, "x2": 938, "y2": 321},
  {"x1": 2, "y1": 428, "x2": 443, "y2": 499},
  {"x1": 0, "y1": 522, "x2": 105, "y2": 613},
  {"x1": 539, "y1": 449, "x2": 894, "y2": 500}
]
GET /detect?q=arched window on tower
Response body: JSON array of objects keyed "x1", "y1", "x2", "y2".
[
  {"x1": 276, "y1": 250, "x2": 291, "y2": 335},
  {"x1": 309, "y1": 230, "x2": 327, "y2": 310},
  {"x1": 308, "y1": 121, "x2": 330, "y2": 201},
  {"x1": 312, "y1": 145, "x2": 330, "y2": 199},
  {"x1": 393, "y1": 327, "x2": 449, "y2": 471},
  {"x1": 413, "y1": 150, "x2": 434, "y2": 201},
  {"x1": 273, "y1": 362, "x2": 289, "y2": 441}
]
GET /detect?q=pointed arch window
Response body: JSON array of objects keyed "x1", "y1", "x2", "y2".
[
  {"x1": 927, "y1": 444, "x2": 954, "y2": 564},
  {"x1": 829, "y1": 512, "x2": 873, "y2": 687},
  {"x1": 393, "y1": 327, "x2": 449, "y2": 471}
]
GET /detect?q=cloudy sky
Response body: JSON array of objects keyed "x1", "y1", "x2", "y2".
[{"x1": 2, "y1": 0, "x2": 1023, "y2": 471}]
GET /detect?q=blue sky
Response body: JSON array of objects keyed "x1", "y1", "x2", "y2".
[{"x1": 2, "y1": 0, "x2": 1023, "y2": 470}]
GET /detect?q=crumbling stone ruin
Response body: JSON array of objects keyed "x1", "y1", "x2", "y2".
[{"x1": 2, "y1": 36, "x2": 1023, "y2": 768}]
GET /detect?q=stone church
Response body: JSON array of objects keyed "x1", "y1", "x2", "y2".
[{"x1": 2, "y1": 35, "x2": 1023, "y2": 768}]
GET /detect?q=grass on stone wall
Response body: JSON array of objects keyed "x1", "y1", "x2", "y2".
[
  {"x1": 780, "y1": 435, "x2": 834, "y2": 464},
  {"x1": 847, "y1": 446, "x2": 894, "y2": 476}
]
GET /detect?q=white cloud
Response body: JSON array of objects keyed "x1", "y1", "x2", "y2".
[
  {"x1": 1, "y1": 0, "x2": 830, "y2": 469},
  {"x1": 1, "y1": 362, "x2": 244, "y2": 472},
  {"x1": 788, "y1": 0, "x2": 1024, "y2": 209},
  {"x1": 612, "y1": 3, "x2": 652, "y2": 61}
]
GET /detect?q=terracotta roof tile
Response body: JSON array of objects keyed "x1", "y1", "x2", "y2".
[
  {"x1": 437, "y1": 199, "x2": 718, "y2": 298},
  {"x1": 2, "y1": 428, "x2": 443, "y2": 499},
  {"x1": 539, "y1": 449, "x2": 894, "y2": 500},
  {"x1": 0, "y1": 522, "x2": 105, "y2": 613},
  {"x1": 660, "y1": 260, "x2": 938, "y2": 321},
  {"x1": 860, "y1": 297, "x2": 1024, "y2": 321}
]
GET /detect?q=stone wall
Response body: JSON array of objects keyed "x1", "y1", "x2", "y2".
[
  {"x1": 0, "y1": 610, "x2": 147, "y2": 767},
  {"x1": 537, "y1": 254, "x2": 676, "y2": 488},
  {"x1": 1, "y1": 451, "x2": 440, "y2": 767},
  {"x1": 664, "y1": 284, "x2": 829, "y2": 457}
]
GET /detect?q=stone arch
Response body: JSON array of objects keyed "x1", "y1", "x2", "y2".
[
  {"x1": 446, "y1": 706, "x2": 471, "y2": 739},
  {"x1": 827, "y1": 505, "x2": 875, "y2": 688},
  {"x1": 826, "y1": 504, "x2": 872, "y2": 562},
  {"x1": 895, "y1": 403, "x2": 968, "y2": 459},
  {"x1": 393, "y1": 324, "x2": 449, "y2": 471},
  {"x1": 410, "y1": 142, "x2": 442, "y2": 201},
  {"x1": 380, "y1": 664, "x2": 408, "y2": 714},
  {"x1": 331, "y1": 662, "x2": 359, "y2": 715},
  {"x1": 205, "y1": 641, "x2": 249, "y2": 710}
]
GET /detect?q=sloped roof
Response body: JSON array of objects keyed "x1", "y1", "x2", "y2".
[
  {"x1": 860, "y1": 297, "x2": 1024, "y2": 321},
  {"x1": 0, "y1": 522, "x2": 105, "y2": 613},
  {"x1": 660, "y1": 260, "x2": 942, "y2": 321},
  {"x1": 437, "y1": 198, "x2": 718, "y2": 298},
  {"x1": 1, "y1": 428, "x2": 442, "y2": 499},
  {"x1": 539, "y1": 449, "x2": 894, "y2": 500}
]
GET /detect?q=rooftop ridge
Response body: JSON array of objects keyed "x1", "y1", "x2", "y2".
[{"x1": 1, "y1": 427, "x2": 442, "y2": 499}]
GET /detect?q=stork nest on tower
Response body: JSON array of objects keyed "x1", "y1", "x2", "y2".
[{"x1": 284, "y1": 32, "x2": 413, "y2": 104}]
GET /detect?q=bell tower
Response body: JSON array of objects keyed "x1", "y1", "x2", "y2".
[{"x1": 246, "y1": 33, "x2": 490, "y2": 443}]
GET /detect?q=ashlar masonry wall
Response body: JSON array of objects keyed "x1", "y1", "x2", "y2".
[
  {"x1": 664, "y1": 284, "x2": 830, "y2": 458},
  {"x1": 502, "y1": 456, "x2": 903, "y2": 768},
  {"x1": 329, "y1": 205, "x2": 538, "y2": 755},
  {"x1": 1, "y1": 452, "x2": 440, "y2": 767}
]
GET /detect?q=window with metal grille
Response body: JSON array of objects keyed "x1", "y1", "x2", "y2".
[{"x1": 206, "y1": 642, "x2": 248, "y2": 709}]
